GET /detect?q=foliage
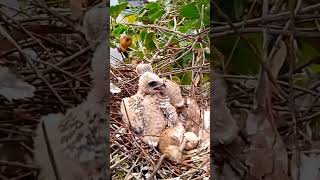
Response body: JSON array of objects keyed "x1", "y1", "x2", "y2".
[{"x1": 110, "y1": 0, "x2": 210, "y2": 85}]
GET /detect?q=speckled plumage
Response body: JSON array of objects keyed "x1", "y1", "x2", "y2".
[
  {"x1": 34, "y1": 89, "x2": 106, "y2": 180},
  {"x1": 33, "y1": 3, "x2": 108, "y2": 179},
  {"x1": 120, "y1": 72, "x2": 180, "y2": 147},
  {"x1": 82, "y1": 2, "x2": 108, "y2": 47},
  {"x1": 162, "y1": 79, "x2": 185, "y2": 108}
]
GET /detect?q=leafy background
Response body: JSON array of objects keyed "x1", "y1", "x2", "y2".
[
  {"x1": 212, "y1": 0, "x2": 320, "y2": 179},
  {"x1": 110, "y1": 0, "x2": 210, "y2": 86}
]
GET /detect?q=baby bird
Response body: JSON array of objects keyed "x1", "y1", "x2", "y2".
[
  {"x1": 135, "y1": 63, "x2": 154, "y2": 76},
  {"x1": 148, "y1": 123, "x2": 199, "y2": 180},
  {"x1": 158, "y1": 122, "x2": 186, "y2": 161},
  {"x1": 161, "y1": 78, "x2": 185, "y2": 108},
  {"x1": 135, "y1": 64, "x2": 185, "y2": 108},
  {"x1": 120, "y1": 72, "x2": 179, "y2": 147}
]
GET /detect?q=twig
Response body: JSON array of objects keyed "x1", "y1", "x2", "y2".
[
  {"x1": 0, "y1": 160, "x2": 39, "y2": 170},
  {"x1": 0, "y1": 24, "x2": 68, "y2": 106},
  {"x1": 124, "y1": 23, "x2": 186, "y2": 36},
  {"x1": 212, "y1": 2, "x2": 320, "y2": 33}
]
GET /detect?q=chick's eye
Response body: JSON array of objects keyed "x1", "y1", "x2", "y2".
[{"x1": 148, "y1": 81, "x2": 158, "y2": 87}]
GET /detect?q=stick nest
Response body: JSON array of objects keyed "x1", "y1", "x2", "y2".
[{"x1": 110, "y1": 65, "x2": 210, "y2": 180}]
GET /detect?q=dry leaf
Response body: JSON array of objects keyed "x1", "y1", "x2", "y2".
[
  {"x1": 0, "y1": 66, "x2": 35, "y2": 101},
  {"x1": 110, "y1": 83, "x2": 121, "y2": 94},
  {"x1": 270, "y1": 40, "x2": 287, "y2": 78}
]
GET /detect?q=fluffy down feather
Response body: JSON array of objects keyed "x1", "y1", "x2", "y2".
[
  {"x1": 34, "y1": 93, "x2": 106, "y2": 179},
  {"x1": 82, "y1": 2, "x2": 108, "y2": 47},
  {"x1": 135, "y1": 63, "x2": 153, "y2": 76},
  {"x1": 121, "y1": 72, "x2": 179, "y2": 147},
  {"x1": 162, "y1": 79, "x2": 185, "y2": 108}
]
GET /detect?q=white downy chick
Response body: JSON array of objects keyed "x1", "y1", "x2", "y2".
[
  {"x1": 162, "y1": 79, "x2": 185, "y2": 108},
  {"x1": 120, "y1": 72, "x2": 179, "y2": 147},
  {"x1": 135, "y1": 63, "x2": 154, "y2": 76},
  {"x1": 135, "y1": 63, "x2": 184, "y2": 108}
]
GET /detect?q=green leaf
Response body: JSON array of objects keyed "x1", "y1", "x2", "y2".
[
  {"x1": 146, "y1": 2, "x2": 164, "y2": 22},
  {"x1": 135, "y1": 51, "x2": 144, "y2": 59},
  {"x1": 203, "y1": 6, "x2": 210, "y2": 26},
  {"x1": 179, "y1": 19, "x2": 201, "y2": 33},
  {"x1": 180, "y1": 2, "x2": 199, "y2": 19},
  {"x1": 300, "y1": 41, "x2": 320, "y2": 63},
  {"x1": 171, "y1": 76, "x2": 181, "y2": 84},
  {"x1": 203, "y1": 74, "x2": 210, "y2": 82},
  {"x1": 310, "y1": 64, "x2": 320, "y2": 74},
  {"x1": 140, "y1": 29, "x2": 148, "y2": 42},
  {"x1": 293, "y1": 73, "x2": 308, "y2": 87},
  {"x1": 179, "y1": 23, "x2": 193, "y2": 33},
  {"x1": 176, "y1": 51, "x2": 192, "y2": 67},
  {"x1": 179, "y1": 71, "x2": 193, "y2": 85},
  {"x1": 110, "y1": 2, "x2": 128, "y2": 20},
  {"x1": 146, "y1": 2, "x2": 161, "y2": 10},
  {"x1": 127, "y1": 28, "x2": 134, "y2": 35},
  {"x1": 112, "y1": 24, "x2": 126, "y2": 35},
  {"x1": 234, "y1": 0, "x2": 244, "y2": 19},
  {"x1": 158, "y1": 42, "x2": 166, "y2": 48},
  {"x1": 148, "y1": 9, "x2": 165, "y2": 22},
  {"x1": 214, "y1": 34, "x2": 262, "y2": 75},
  {"x1": 144, "y1": 32, "x2": 156, "y2": 51}
]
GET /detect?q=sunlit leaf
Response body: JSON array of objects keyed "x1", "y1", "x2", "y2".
[
  {"x1": 146, "y1": 2, "x2": 164, "y2": 22},
  {"x1": 148, "y1": 10, "x2": 165, "y2": 22},
  {"x1": 179, "y1": 22, "x2": 193, "y2": 33},
  {"x1": 112, "y1": 24, "x2": 126, "y2": 35},
  {"x1": 126, "y1": 14, "x2": 137, "y2": 23},
  {"x1": 146, "y1": 2, "x2": 161, "y2": 10},
  {"x1": 131, "y1": 34, "x2": 138, "y2": 45},
  {"x1": 110, "y1": 2, "x2": 128, "y2": 20},
  {"x1": 171, "y1": 76, "x2": 181, "y2": 84}
]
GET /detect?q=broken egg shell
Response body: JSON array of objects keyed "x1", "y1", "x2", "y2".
[{"x1": 184, "y1": 131, "x2": 199, "y2": 151}]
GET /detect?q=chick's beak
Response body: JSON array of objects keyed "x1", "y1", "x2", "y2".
[{"x1": 152, "y1": 82, "x2": 166, "y2": 93}]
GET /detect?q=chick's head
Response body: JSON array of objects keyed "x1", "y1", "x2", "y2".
[{"x1": 138, "y1": 72, "x2": 166, "y2": 95}]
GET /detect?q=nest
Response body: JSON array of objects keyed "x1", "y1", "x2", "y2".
[{"x1": 110, "y1": 65, "x2": 210, "y2": 180}]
